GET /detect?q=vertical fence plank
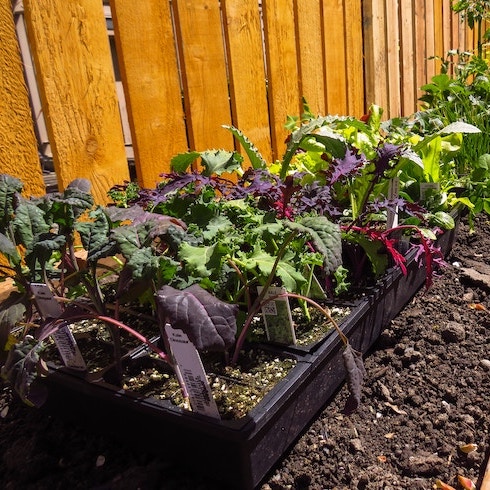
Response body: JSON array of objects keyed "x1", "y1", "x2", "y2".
[
  {"x1": 295, "y1": 0, "x2": 326, "y2": 115},
  {"x1": 414, "y1": 0, "x2": 427, "y2": 102},
  {"x1": 399, "y1": 0, "x2": 415, "y2": 114},
  {"x1": 457, "y1": 11, "x2": 466, "y2": 52},
  {"x1": 0, "y1": 0, "x2": 45, "y2": 196},
  {"x1": 173, "y1": 1, "x2": 233, "y2": 153},
  {"x1": 221, "y1": 0, "x2": 272, "y2": 163},
  {"x1": 109, "y1": 0, "x2": 188, "y2": 187},
  {"x1": 323, "y1": 0, "x2": 348, "y2": 115},
  {"x1": 433, "y1": 0, "x2": 444, "y2": 72},
  {"x1": 262, "y1": 0, "x2": 300, "y2": 160},
  {"x1": 23, "y1": 0, "x2": 129, "y2": 204},
  {"x1": 363, "y1": 0, "x2": 389, "y2": 113},
  {"x1": 452, "y1": 7, "x2": 461, "y2": 50},
  {"x1": 425, "y1": 1, "x2": 436, "y2": 82},
  {"x1": 385, "y1": 0, "x2": 401, "y2": 116},
  {"x1": 442, "y1": 0, "x2": 453, "y2": 59},
  {"x1": 344, "y1": 0, "x2": 365, "y2": 117}
]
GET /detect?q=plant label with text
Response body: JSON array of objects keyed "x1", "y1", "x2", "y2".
[
  {"x1": 30, "y1": 283, "x2": 87, "y2": 371},
  {"x1": 258, "y1": 286, "x2": 296, "y2": 345},
  {"x1": 420, "y1": 182, "x2": 440, "y2": 201},
  {"x1": 164, "y1": 324, "x2": 220, "y2": 419},
  {"x1": 387, "y1": 177, "x2": 400, "y2": 229}
]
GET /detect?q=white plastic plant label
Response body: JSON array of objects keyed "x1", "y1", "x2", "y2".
[
  {"x1": 30, "y1": 283, "x2": 87, "y2": 371},
  {"x1": 420, "y1": 182, "x2": 440, "y2": 201},
  {"x1": 386, "y1": 177, "x2": 400, "y2": 229},
  {"x1": 257, "y1": 286, "x2": 296, "y2": 345},
  {"x1": 30, "y1": 283, "x2": 63, "y2": 319},
  {"x1": 164, "y1": 324, "x2": 220, "y2": 419}
]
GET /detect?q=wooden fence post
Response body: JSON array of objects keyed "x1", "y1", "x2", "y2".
[
  {"x1": 0, "y1": 0, "x2": 45, "y2": 196},
  {"x1": 23, "y1": 0, "x2": 130, "y2": 204}
]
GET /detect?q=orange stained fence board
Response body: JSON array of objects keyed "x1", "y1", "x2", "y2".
[
  {"x1": 362, "y1": 0, "x2": 389, "y2": 113},
  {"x1": 399, "y1": 0, "x2": 416, "y2": 114},
  {"x1": 173, "y1": 1, "x2": 233, "y2": 153},
  {"x1": 23, "y1": 0, "x2": 129, "y2": 205},
  {"x1": 110, "y1": 0, "x2": 188, "y2": 187},
  {"x1": 323, "y1": 0, "x2": 348, "y2": 115},
  {"x1": 0, "y1": 0, "x2": 45, "y2": 196},
  {"x1": 222, "y1": 0, "x2": 272, "y2": 164},
  {"x1": 425, "y1": 0, "x2": 437, "y2": 81},
  {"x1": 262, "y1": 0, "x2": 301, "y2": 161},
  {"x1": 442, "y1": 0, "x2": 453, "y2": 57},
  {"x1": 414, "y1": 0, "x2": 428, "y2": 101},
  {"x1": 384, "y1": 0, "x2": 401, "y2": 117},
  {"x1": 295, "y1": 0, "x2": 326, "y2": 116},
  {"x1": 344, "y1": 0, "x2": 365, "y2": 117}
]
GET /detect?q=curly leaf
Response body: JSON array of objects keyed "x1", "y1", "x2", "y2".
[
  {"x1": 179, "y1": 242, "x2": 229, "y2": 279},
  {"x1": 76, "y1": 208, "x2": 117, "y2": 262},
  {"x1": 240, "y1": 248, "x2": 307, "y2": 292},
  {"x1": 199, "y1": 149, "x2": 243, "y2": 176},
  {"x1": 12, "y1": 200, "x2": 50, "y2": 248},
  {"x1": 48, "y1": 186, "x2": 94, "y2": 227},
  {"x1": 156, "y1": 284, "x2": 238, "y2": 351},
  {"x1": 342, "y1": 343, "x2": 366, "y2": 415},
  {"x1": 25, "y1": 233, "x2": 66, "y2": 276},
  {"x1": 127, "y1": 247, "x2": 160, "y2": 280},
  {"x1": 0, "y1": 174, "x2": 23, "y2": 228},
  {"x1": 286, "y1": 216, "x2": 342, "y2": 275},
  {"x1": 1, "y1": 338, "x2": 47, "y2": 407},
  {"x1": 281, "y1": 118, "x2": 347, "y2": 177},
  {"x1": 223, "y1": 125, "x2": 267, "y2": 169},
  {"x1": 0, "y1": 293, "x2": 26, "y2": 354},
  {"x1": 132, "y1": 212, "x2": 187, "y2": 239},
  {"x1": 171, "y1": 151, "x2": 202, "y2": 173},
  {"x1": 112, "y1": 223, "x2": 153, "y2": 258},
  {"x1": 0, "y1": 232, "x2": 20, "y2": 266}
]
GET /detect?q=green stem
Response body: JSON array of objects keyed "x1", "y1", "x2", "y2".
[{"x1": 231, "y1": 231, "x2": 298, "y2": 365}]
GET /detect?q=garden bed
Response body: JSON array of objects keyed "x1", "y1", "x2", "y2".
[{"x1": 1, "y1": 214, "x2": 489, "y2": 490}]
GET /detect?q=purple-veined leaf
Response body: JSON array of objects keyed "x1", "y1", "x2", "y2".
[
  {"x1": 342, "y1": 343, "x2": 366, "y2": 415},
  {"x1": 327, "y1": 147, "x2": 366, "y2": 185},
  {"x1": 156, "y1": 284, "x2": 238, "y2": 351}
]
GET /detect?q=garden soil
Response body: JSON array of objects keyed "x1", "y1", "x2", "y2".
[{"x1": 1, "y1": 215, "x2": 489, "y2": 490}]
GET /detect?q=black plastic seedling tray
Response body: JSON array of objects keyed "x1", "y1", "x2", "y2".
[{"x1": 40, "y1": 219, "x2": 459, "y2": 490}]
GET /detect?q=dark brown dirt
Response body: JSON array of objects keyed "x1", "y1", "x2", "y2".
[{"x1": 1, "y1": 215, "x2": 489, "y2": 490}]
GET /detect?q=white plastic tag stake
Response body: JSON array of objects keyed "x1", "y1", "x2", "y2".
[
  {"x1": 30, "y1": 283, "x2": 87, "y2": 371},
  {"x1": 258, "y1": 286, "x2": 296, "y2": 345},
  {"x1": 420, "y1": 182, "x2": 440, "y2": 201},
  {"x1": 386, "y1": 177, "x2": 399, "y2": 229},
  {"x1": 30, "y1": 283, "x2": 63, "y2": 318},
  {"x1": 164, "y1": 324, "x2": 220, "y2": 419}
]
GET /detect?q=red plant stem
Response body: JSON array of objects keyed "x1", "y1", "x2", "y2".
[{"x1": 44, "y1": 314, "x2": 169, "y2": 364}]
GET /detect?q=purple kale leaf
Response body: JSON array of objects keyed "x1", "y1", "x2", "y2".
[
  {"x1": 371, "y1": 143, "x2": 405, "y2": 178},
  {"x1": 342, "y1": 342, "x2": 366, "y2": 415},
  {"x1": 326, "y1": 148, "x2": 366, "y2": 185},
  {"x1": 156, "y1": 284, "x2": 238, "y2": 352}
]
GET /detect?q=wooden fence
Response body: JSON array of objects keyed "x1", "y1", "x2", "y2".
[{"x1": 0, "y1": 0, "x2": 479, "y2": 203}]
